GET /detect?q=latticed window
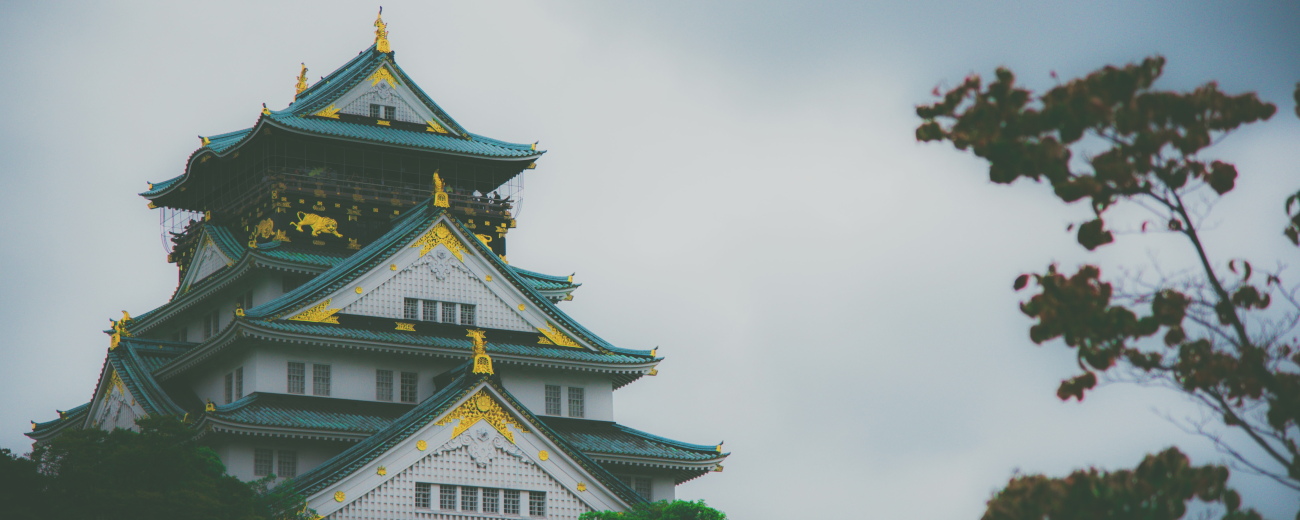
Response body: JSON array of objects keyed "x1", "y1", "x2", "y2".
[
  {"x1": 529, "y1": 491, "x2": 546, "y2": 517},
  {"x1": 442, "y1": 301, "x2": 456, "y2": 323},
  {"x1": 287, "y1": 362, "x2": 305, "y2": 394},
  {"x1": 440, "y1": 485, "x2": 457, "y2": 510},
  {"x1": 568, "y1": 387, "x2": 585, "y2": 418},
  {"x1": 234, "y1": 367, "x2": 243, "y2": 400},
  {"x1": 376, "y1": 370, "x2": 393, "y2": 401},
  {"x1": 482, "y1": 488, "x2": 500, "y2": 513},
  {"x1": 415, "y1": 483, "x2": 432, "y2": 509},
  {"x1": 404, "y1": 298, "x2": 419, "y2": 320},
  {"x1": 460, "y1": 304, "x2": 476, "y2": 325},
  {"x1": 545, "y1": 385, "x2": 561, "y2": 415},
  {"x1": 461, "y1": 486, "x2": 478, "y2": 512},
  {"x1": 277, "y1": 450, "x2": 297, "y2": 478},
  {"x1": 224, "y1": 373, "x2": 234, "y2": 404},
  {"x1": 634, "y1": 477, "x2": 652, "y2": 500},
  {"x1": 503, "y1": 489, "x2": 520, "y2": 515},
  {"x1": 253, "y1": 448, "x2": 273, "y2": 476},
  {"x1": 204, "y1": 311, "x2": 220, "y2": 339},
  {"x1": 422, "y1": 299, "x2": 438, "y2": 321},
  {"x1": 313, "y1": 364, "x2": 331, "y2": 396},
  {"x1": 400, "y1": 372, "x2": 418, "y2": 403}
]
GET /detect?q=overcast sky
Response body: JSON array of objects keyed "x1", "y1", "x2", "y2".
[{"x1": 2, "y1": 1, "x2": 1299, "y2": 518}]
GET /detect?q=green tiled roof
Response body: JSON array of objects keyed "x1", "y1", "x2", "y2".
[
  {"x1": 30, "y1": 402, "x2": 90, "y2": 433},
  {"x1": 243, "y1": 205, "x2": 652, "y2": 359},
  {"x1": 265, "y1": 113, "x2": 537, "y2": 158},
  {"x1": 109, "y1": 338, "x2": 194, "y2": 416},
  {"x1": 142, "y1": 46, "x2": 542, "y2": 202},
  {"x1": 510, "y1": 266, "x2": 580, "y2": 291},
  {"x1": 541, "y1": 417, "x2": 723, "y2": 462},
  {"x1": 288, "y1": 45, "x2": 468, "y2": 137},
  {"x1": 209, "y1": 393, "x2": 413, "y2": 434},
  {"x1": 251, "y1": 320, "x2": 653, "y2": 365},
  {"x1": 284, "y1": 365, "x2": 647, "y2": 507}
]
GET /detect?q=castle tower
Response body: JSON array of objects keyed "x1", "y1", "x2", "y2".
[{"x1": 30, "y1": 13, "x2": 727, "y2": 518}]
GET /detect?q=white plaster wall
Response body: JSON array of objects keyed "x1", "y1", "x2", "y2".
[
  {"x1": 213, "y1": 438, "x2": 353, "y2": 482},
  {"x1": 248, "y1": 345, "x2": 458, "y2": 403},
  {"x1": 191, "y1": 350, "x2": 256, "y2": 407},
  {"x1": 651, "y1": 476, "x2": 676, "y2": 502},
  {"x1": 343, "y1": 250, "x2": 532, "y2": 332},
  {"x1": 499, "y1": 368, "x2": 614, "y2": 421}
]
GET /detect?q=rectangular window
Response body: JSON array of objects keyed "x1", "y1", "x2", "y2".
[
  {"x1": 440, "y1": 485, "x2": 457, "y2": 511},
  {"x1": 422, "y1": 299, "x2": 438, "y2": 322},
  {"x1": 404, "y1": 298, "x2": 419, "y2": 320},
  {"x1": 313, "y1": 364, "x2": 331, "y2": 396},
  {"x1": 460, "y1": 304, "x2": 476, "y2": 326},
  {"x1": 545, "y1": 385, "x2": 561, "y2": 415},
  {"x1": 503, "y1": 489, "x2": 520, "y2": 515},
  {"x1": 376, "y1": 369, "x2": 393, "y2": 401},
  {"x1": 441, "y1": 302, "x2": 456, "y2": 323},
  {"x1": 634, "y1": 477, "x2": 652, "y2": 500},
  {"x1": 482, "y1": 488, "x2": 500, "y2": 513},
  {"x1": 234, "y1": 367, "x2": 244, "y2": 400},
  {"x1": 277, "y1": 450, "x2": 297, "y2": 478},
  {"x1": 568, "y1": 387, "x2": 585, "y2": 418},
  {"x1": 253, "y1": 448, "x2": 273, "y2": 476},
  {"x1": 224, "y1": 372, "x2": 233, "y2": 404},
  {"x1": 400, "y1": 372, "x2": 418, "y2": 403},
  {"x1": 204, "y1": 311, "x2": 220, "y2": 339},
  {"x1": 369, "y1": 103, "x2": 381, "y2": 118},
  {"x1": 287, "y1": 362, "x2": 305, "y2": 394},
  {"x1": 383, "y1": 105, "x2": 396, "y2": 120},
  {"x1": 529, "y1": 491, "x2": 546, "y2": 517},
  {"x1": 461, "y1": 486, "x2": 478, "y2": 512},
  {"x1": 415, "y1": 483, "x2": 432, "y2": 509}
]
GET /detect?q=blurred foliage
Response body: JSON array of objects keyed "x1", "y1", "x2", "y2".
[
  {"x1": 580, "y1": 499, "x2": 727, "y2": 520},
  {"x1": 918, "y1": 58, "x2": 1299, "y2": 516},
  {"x1": 2, "y1": 416, "x2": 313, "y2": 520}
]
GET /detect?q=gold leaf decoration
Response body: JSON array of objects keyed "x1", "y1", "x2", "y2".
[
  {"x1": 395, "y1": 322, "x2": 416, "y2": 332},
  {"x1": 289, "y1": 299, "x2": 341, "y2": 324},
  {"x1": 411, "y1": 222, "x2": 466, "y2": 260},
  {"x1": 434, "y1": 389, "x2": 529, "y2": 444},
  {"x1": 369, "y1": 67, "x2": 397, "y2": 89},
  {"x1": 536, "y1": 322, "x2": 580, "y2": 348},
  {"x1": 468, "y1": 329, "x2": 493, "y2": 375},
  {"x1": 314, "y1": 104, "x2": 341, "y2": 119}
]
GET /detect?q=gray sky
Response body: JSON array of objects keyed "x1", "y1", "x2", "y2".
[{"x1": 2, "y1": 1, "x2": 1299, "y2": 517}]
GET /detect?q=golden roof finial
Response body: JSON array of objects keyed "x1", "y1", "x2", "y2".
[
  {"x1": 468, "y1": 329, "x2": 493, "y2": 374},
  {"x1": 374, "y1": 7, "x2": 391, "y2": 53},
  {"x1": 295, "y1": 63, "x2": 309, "y2": 97},
  {"x1": 432, "y1": 171, "x2": 449, "y2": 208}
]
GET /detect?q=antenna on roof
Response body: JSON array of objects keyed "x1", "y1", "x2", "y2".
[{"x1": 374, "y1": 7, "x2": 391, "y2": 53}]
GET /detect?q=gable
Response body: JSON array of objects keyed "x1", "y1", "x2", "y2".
[
  {"x1": 342, "y1": 246, "x2": 533, "y2": 332},
  {"x1": 321, "y1": 63, "x2": 456, "y2": 134},
  {"x1": 307, "y1": 383, "x2": 630, "y2": 518},
  {"x1": 286, "y1": 216, "x2": 598, "y2": 353},
  {"x1": 182, "y1": 236, "x2": 234, "y2": 289},
  {"x1": 87, "y1": 369, "x2": 147, "y2": 432}
]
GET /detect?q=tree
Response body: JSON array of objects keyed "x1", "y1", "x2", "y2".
[
  {"x1": 9, "y1": 416, "x2": 313, "y2": 520},
  {"x1": 580, "y1": 499, "x2": 728, "y2": 520},
  {"x1": 916, "y1": 57, "x2": 1299, "y2": 517}
]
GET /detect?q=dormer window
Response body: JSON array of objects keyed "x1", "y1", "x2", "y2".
[
  {"x1": 370, "y1": 103, "x2": 396, "y2": 120},
  {"x1": 403, "y1": 298, "x2": 476, "y2": 326}
]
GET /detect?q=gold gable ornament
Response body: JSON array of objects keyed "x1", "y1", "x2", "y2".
[
  {"x1": 411, "y1": 222, "x2": 466, "y2": 260},
  {"x1": 536, "y1": 322, "x2": 580, "y2": 348},
  {"x1": 289, "y1": 299, "x2": 341, "y2": 324},
  {"x1": 434, "y1": 389, "x2": 528, "y2": 443},
  {"x1": 432, "y1": 172, "x2": 450, "y2": 208},
  {"x1": 467, "y1": 329, "x2": 493, "y2": 375}
]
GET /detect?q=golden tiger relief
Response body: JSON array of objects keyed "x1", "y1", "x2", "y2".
[{"x1": 291, "y1": 212, "x2": 344, "y2": 238}]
